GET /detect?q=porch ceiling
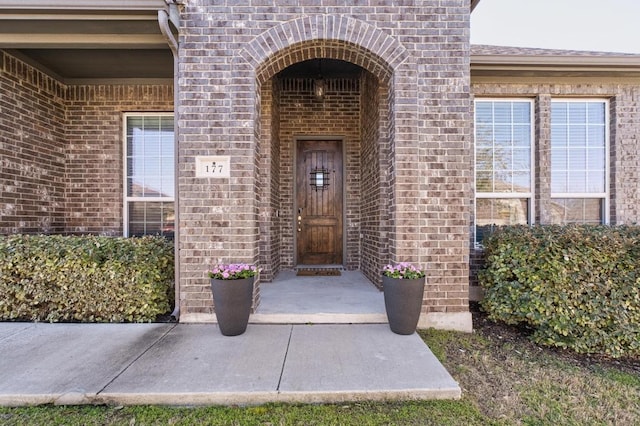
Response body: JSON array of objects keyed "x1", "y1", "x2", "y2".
[
  {"x1": 0, "y1": 4, "x2": 172, "y2": 83},
  {"x1": 278, "y1": 59, "x2": 363, "y2": 78}
]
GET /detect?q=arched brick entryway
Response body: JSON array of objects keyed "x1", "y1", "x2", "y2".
[
  {"x1": 239, "y1": 15, "x2": 408, "y2": 82},
  {"x1": 239, "y1": 16, "x2": 416, "y2": 286},
  {"x1": 177, "y1": 5, "x2": 471, "y2": 331}
]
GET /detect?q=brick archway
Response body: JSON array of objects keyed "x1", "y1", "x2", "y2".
[
  {"x1": 238, "y1": 15, "x2": 408, "y2": 83},
  {"x1": 240, "y1": 16, "x2": 416, "y2": 284},
  {"x1": 176, "y1": 4, "x2": 472, "y2": 329}
]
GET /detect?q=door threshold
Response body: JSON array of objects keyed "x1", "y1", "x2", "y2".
[{"x1": 295, "y1": 265, "x2": 345, "y2": 270}]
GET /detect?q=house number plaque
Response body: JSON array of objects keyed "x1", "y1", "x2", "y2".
[{"x1": 195, "y1": 156, "x2": 230, "y2": 178}]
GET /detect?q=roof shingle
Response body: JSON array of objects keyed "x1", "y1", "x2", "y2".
[{"x1": 471, "y1": 44, "x2": 640, "y2": 58}]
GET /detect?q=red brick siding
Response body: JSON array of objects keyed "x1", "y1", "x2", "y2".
[
  {"x1": 0, "y1": 51, "x2": 66, "y2": 234},
  {"x1": 0, "y1": 50, "x2": 173, "y2": 236},
  {"x1": 257, "y1": 79, "x2": 281, "y2": 283},
  {"x1": 178, "y1": 2, "x2": 471, "y2": 317},
  {"x1": 65, "y1": 86, "x2": 173, "y2": 234},
  {"x1": 360, "y1": 71, "x2": 390, "y2": 287}
]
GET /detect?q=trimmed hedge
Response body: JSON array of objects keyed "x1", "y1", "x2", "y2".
[
  {"x1": 0, "y1": 235, "x2": 174, "y2": 322},
  {"x1": 479, "y1": 225, "x2": 640, "y2": 358}
]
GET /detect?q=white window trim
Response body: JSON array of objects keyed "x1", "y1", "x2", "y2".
[
  {"x1": 123, "y1": 112, "x2": 175, "y2": 237},
  {"x1": 473, "y1": 98, "x2": 536, "y2": 246},
  {"x1": 550, "y1": 98, "x2": 610, "y2": 224}
]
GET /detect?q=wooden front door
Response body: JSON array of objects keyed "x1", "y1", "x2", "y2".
[{"x1": 296, "y1": 140, "x2": 343, "y2": 265}]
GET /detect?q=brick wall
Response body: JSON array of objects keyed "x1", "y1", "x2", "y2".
[
  {"x1": 270, "y1": 82, "x2": 282, "y2": 280},
  {"x1": 469, "y1": 79, "x2": 640, "y2": 295},
  {"x1": 360, "y1": 71, "x2": 390, "y2": 287},
  {"x1": 0, "y1": 51, "x2": 66, "y2": 234},
  {"x1": 178, "y1": 1, "x2": 471, "y2": 320},
  {"x1": 0, "y1": 50, "x2": 173, "y2": 236},
  {"x1": 66, "y1": 86, "x2": 173, "y2": 234},
  {"x1": 258, "y1": 80, "x2": 276, "y2": 282}
]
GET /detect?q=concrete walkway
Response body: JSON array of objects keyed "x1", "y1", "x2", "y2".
[{"x1": 0, "y1": 322, "x2": 461, "y2": 406}]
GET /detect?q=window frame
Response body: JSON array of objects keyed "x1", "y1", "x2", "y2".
[
  {"x1": 549, "y1": 98, "x2": 610, "y2": 224},
  {"x1": 122, "y1": 112, "x2": 175, "y2": 237},
  {"x1": 473, "y1": 98, "x2": 536, "y2": 245}
]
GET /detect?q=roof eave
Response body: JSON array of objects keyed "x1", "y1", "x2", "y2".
[
  {"x1": 0, "y1": 0, "x2": 166, "y2": 10},
  {"x1": 471, "y1": 0, "x2": 481, "y2": 12},
  {"x1": 471, "y1": 54, "x2": 640, "y2": 72}
]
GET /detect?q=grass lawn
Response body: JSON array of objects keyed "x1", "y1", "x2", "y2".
[{"x1": 1, "y1": 314, "x2": 638, "y2": 425}]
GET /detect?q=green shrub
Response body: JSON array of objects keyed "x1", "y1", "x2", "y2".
[
  {"x1": 479, "y1": 225, "x2": 640, "y2": 358},
  {"x1": 0, "y1": 235, "x2": 174, "y2": 322}
]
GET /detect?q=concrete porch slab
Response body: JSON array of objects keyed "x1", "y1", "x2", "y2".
[
  {"x1": 278, "y1": 324, "x2": 460, "y2": 403},
  {"x1": 99, "y1": 324, "x2": 291, "y2": 406},
  {"x1": 251, "y1": 270, "x2": 387, "y2": 324},
  {"x1": 0, "y1": 323, "x2": 461, "y2": 407},
  {"x1": 0, "y1": 322, "x2": 34, "y2": 341},
  {"x1": 0, "y1": 323, "x2": 173, "y2": 406}
]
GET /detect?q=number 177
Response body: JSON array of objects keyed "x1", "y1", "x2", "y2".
[{"x1": 206, "y1": 162, "x2": 223, "y2": 173}]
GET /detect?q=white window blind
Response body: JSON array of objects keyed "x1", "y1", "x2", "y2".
[
  {"x1": 474, "y1": 100, "x2": 534, "y2": 244},
  {"x1": 550, "y1": 100, "x2": 608, "y2": 224}
]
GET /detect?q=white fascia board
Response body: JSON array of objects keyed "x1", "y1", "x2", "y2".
[
  {"x1": 0, "y1": 0, "x2": 166, "y2": 10},
  {"x1": 0, "y1": 13, "x2": 159, "y2": 20},
  {"x1": 472, "y1": 54, "x2": 640, "y2": 71}
]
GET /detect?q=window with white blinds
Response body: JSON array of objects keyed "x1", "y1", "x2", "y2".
[
  {"x1": 474, "y1": 100, "x2": 534, "y2": 244},
  {"x1": 550, "y1": 100, "x2": 608, "y2": 224},
  {"x1": 124, "y1": 114, "x2": 175, "y2": 238}
]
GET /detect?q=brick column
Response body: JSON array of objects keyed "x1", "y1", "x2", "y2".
[{"x1": 535, "y1": 94, "x2": 552, "y2": 224}]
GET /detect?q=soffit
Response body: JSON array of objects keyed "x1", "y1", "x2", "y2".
[
  {"x1": 277, "y1": 59, "x2": 363, "y2": 79},
  {"x1": 0, "y1": 4, "x2": 172, "y2": 83}
]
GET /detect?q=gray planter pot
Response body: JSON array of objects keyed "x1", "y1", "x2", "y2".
[
  {"x1": 382, "y1": 275, "x2": 425, "y2": 335},
  {"x1": 210, "y1": 276, "x2": 254, "y2": 336}
]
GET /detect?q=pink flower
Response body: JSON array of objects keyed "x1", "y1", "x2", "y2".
[
  {"x1": 208, "y1": 263, "x2": 260, "y2": 280},
  {"x1": 382, "y1": 262, "x2": 425, "y2": 279}
]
